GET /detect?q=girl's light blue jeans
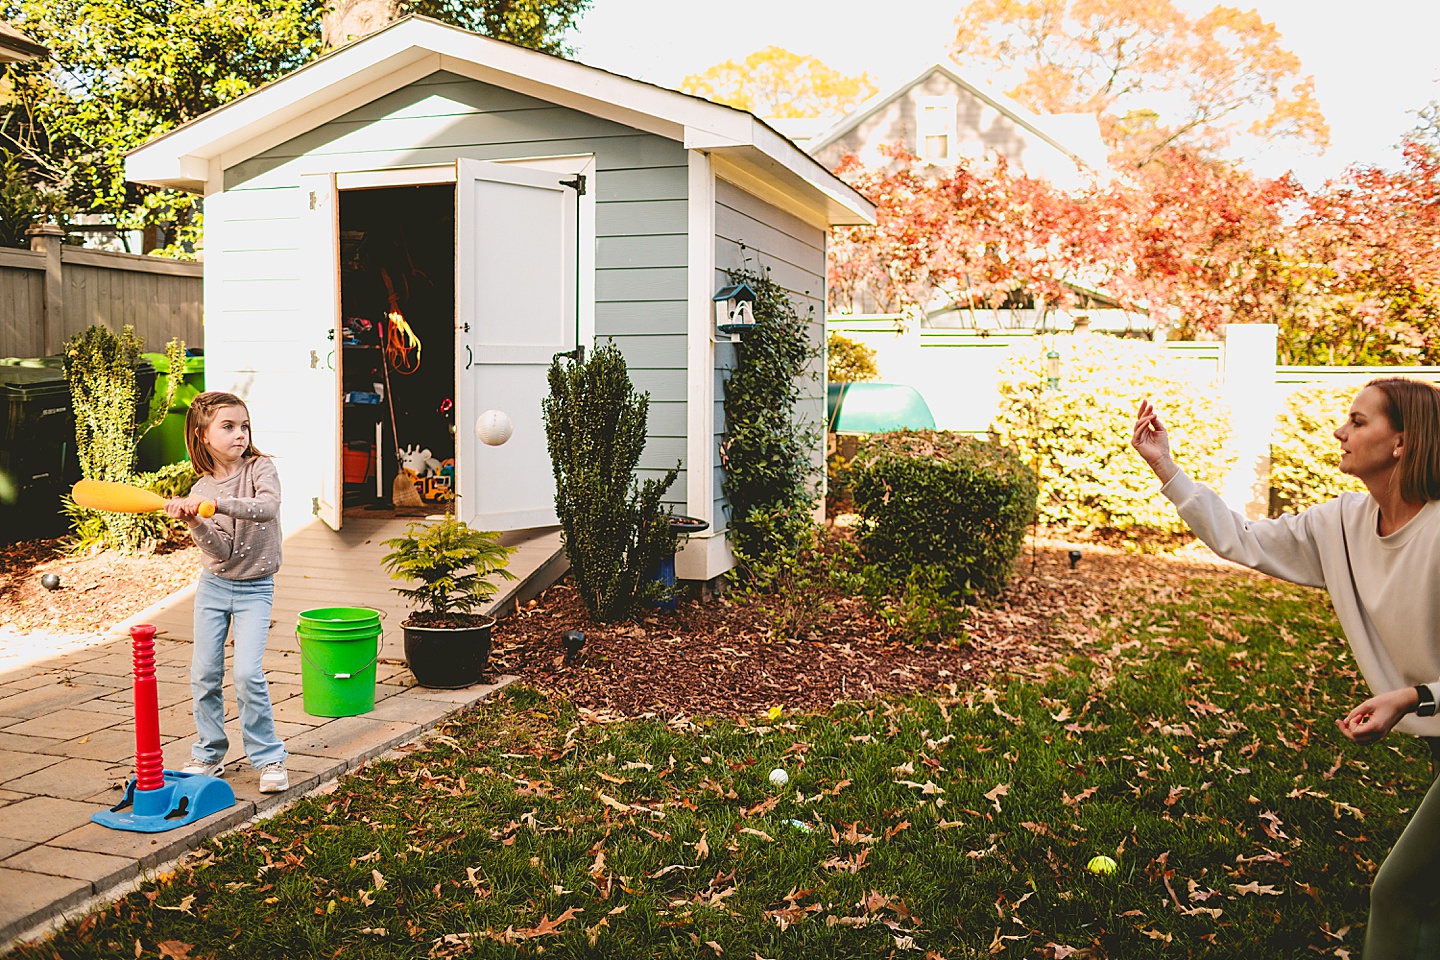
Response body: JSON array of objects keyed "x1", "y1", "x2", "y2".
[{"x1": 189, "y1": 570, "x2": 287, "y2": 770}]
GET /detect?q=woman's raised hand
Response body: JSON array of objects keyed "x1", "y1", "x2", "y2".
[{"x1": 1132, "y1": 399, "x2": 1178, "y2": 483}]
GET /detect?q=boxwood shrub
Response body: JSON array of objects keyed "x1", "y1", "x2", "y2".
[
  {"x1": 1270, "y1": 382, "x2": 1364, "y2": 515},
  {"x1": 848, "y1": 430, "x2": 1037, "y2": 598}
]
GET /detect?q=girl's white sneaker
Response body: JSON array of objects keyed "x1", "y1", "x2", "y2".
[
  {"x1": 258, "y1": 761, "x2": 289, "y2": 793},
  {"x1": 179, "y1": 760, "x2": 225, "y2": 778}
]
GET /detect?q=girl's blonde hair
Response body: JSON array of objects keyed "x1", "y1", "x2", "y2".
[
  {"x1": 1366, "y1": 377, "x2": 1440, "y2": 504},
  {"x1": 185, "y1": 392, "x2": 265, "y2": 476}
]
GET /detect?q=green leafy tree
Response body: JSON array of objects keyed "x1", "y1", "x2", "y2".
[
  {"x1": 2, "y1": 0, "x2": 588, "y2": 253},
  {"x1": 394, "y1": 0, "x2": 590, "y2": 55},
  {"x1": 543, "y1": 343, "x2": 677, "y2": 622},
  {"x1": 2, "y1": 0, "x2": 324, "y2": 254},
  {"x1": 0, "y1": 149, "x2": 46, "y2": 247}
]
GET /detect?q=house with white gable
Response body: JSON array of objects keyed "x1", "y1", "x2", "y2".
[
  {"x1": 788, "y1": 61, "x2": 1144, "y2": 333},
  {"x1": 792, "y1": 61, "x2": 1109, "y2": 193}
]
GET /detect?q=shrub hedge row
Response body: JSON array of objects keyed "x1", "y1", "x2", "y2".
[{"x1": 991, "y1": 336, "x2": 1234, "y2": 533}]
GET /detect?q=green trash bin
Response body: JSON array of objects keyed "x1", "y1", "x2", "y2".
[{"x1": 137, "y1": 352, "x2": 204, "y2": 471}]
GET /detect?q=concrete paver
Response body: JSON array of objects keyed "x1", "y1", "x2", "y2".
[
  {"x1": 3, "y1": 758, "x2": 129, "y2": 801},
  {"x1": 0, "y1": 868, "x2": 92, "y2": 943},
  {"x1": 0, "y1": 844, "x2": 138, "y2": 889},
  {"x1": 0, "y1": 749, "x2": 64, "y2": 784},
  {"x1": 0, "y1": 519, "x2": 560, "y2": 950},
  {"x1": 0, "y1": 683, "x2": 121, "y2": 720},
  {"x1": 4, "y1": 709, "x2": 122, "y2": 741},
  {"x1": 0, "y1": 797, "x2": 105, "y2": 843}
]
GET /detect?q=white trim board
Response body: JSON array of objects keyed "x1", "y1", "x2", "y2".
[{"x1": 685, "y1": 150, "x2": 716, "y2": 528}]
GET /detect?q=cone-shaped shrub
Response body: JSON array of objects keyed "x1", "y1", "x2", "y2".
[{"x1": 543, "y1": 343, "x2": 677, "y2": 621}]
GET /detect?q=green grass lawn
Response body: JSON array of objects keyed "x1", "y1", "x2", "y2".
[{"x1": 15, "y1": 572, "x2": 1426, "y2": 959}]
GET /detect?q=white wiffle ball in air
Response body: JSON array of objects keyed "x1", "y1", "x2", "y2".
[{"x1": 476, "y1": 409, "x2": 514, "y2": 446}]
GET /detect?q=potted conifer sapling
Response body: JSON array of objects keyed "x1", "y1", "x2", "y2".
[{"x1": 380, "y1": 517, "x2": 516, "y2": 688}]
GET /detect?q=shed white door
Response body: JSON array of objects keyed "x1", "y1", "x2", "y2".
[
  {"x1": 455, "y1": 159, "x2": 576, "y2": 530},
  {"x1": 301, "y1": 172, "x2": 342, "y2": 531}
]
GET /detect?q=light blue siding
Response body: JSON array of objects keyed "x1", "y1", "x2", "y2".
[
  {"x1": 713, "y1": 178, "x2": 827, "y2": 532},
  {"x1": 220, "y1": 70, "x2": 691, "y2": 510}
]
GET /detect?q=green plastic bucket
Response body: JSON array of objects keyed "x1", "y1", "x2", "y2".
[
  {"x1": 297, "y1": 607, "x2": 382, "y2": 717},
  {"x1": 298, "y1": 606, "x2": 382, "y2": 636}
]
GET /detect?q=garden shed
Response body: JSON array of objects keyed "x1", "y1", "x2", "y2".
[{"x1": 126, "y1": 16, "x2": 874, "y2": 582}]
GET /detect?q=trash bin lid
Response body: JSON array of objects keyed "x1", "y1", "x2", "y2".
[
  {"x1": 826, "y1": 382, "x2": 936, "y2": 434},
  {"x1": 143, "y1": 352, "x2": 204, "y2": 376},
  {"x1": 0, "y1": 365, "x2": 69, "y2": 395},
  {"x1": 0, "y1": 355, "x2": 65, "y2": 369}
]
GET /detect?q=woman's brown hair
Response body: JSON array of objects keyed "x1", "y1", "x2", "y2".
[
  {"x1": 184, "y1": 392, "x2": 265, "y2": 477},
  {"x1": 1366, "y1": 377, "x2": 1440, "y2": 504}
]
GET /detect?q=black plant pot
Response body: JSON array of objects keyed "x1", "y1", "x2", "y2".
[{"x1": 402, "y1": 616, "x2": 494, "y2": 689}]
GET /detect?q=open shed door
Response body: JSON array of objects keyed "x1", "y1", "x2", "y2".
[
  {"x1": 455, "y1": 159, "x2": 577, "y2": 530},
  {"x1": 301, "y1": 172, "x2": 342, "y2": 531}
]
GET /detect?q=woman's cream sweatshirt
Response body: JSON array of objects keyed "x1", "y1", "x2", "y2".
[{"x1": 1162, "y1": 469, "x2": 1440, "y2": 737}]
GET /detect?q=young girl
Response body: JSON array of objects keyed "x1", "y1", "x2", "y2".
[
  {"x1": 165, "y1": 391, "x2": 289, "y2": 793},
  {"x1": 1134, "y1": 380, "x2": 1440, "y2": 957}
]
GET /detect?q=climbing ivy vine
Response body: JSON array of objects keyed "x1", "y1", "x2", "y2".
[{"x1": 719, "y1": 266, "x2": 822, "y2": 575}]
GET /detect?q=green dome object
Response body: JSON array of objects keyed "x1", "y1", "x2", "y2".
[{"x1": 827, "y1": 382, "x2": 936, "y2": 434}]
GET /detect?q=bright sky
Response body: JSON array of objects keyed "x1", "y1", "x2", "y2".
[{"x1": 566, "y1": 0, "x2": 1440, "y2": 189}]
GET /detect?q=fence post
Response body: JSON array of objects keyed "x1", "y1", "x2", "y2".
[
  {"x1": 25, "y1": 222, "x2": 65, "y2": 356},
  {"x1": 1219, "y1": 323, "x2": 1279, "y2": 519}
]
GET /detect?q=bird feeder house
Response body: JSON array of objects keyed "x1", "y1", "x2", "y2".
[{"x1": 714, "y1": 282, "x2": 757, "y2": 340}]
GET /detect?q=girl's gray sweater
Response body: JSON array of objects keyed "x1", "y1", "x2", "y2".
[{"x1": 188, "y1": 455, "x2": 283, "y2": 581}]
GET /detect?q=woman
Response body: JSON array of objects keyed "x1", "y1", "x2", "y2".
[{"x1": 1133, "y1": 378, "x2": 1440, "y2": 955}]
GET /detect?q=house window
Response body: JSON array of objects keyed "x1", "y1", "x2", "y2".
[{"x1": 917, "y1": 96, "x2": 957, "y2": 161}]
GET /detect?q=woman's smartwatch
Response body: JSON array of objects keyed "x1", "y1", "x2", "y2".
[{"x1": 1415, "y1": 685, "x2": 1438, "y2": 717}]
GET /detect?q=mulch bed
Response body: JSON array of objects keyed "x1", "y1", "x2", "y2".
[
  {"x1": 0, "y1": 536, "x2": 201, "y2": 636},
  {"x1": 0, "y1": 523, "x2": 1262, "y2": 721},
  {"x1": 489, "y1": 534, "x2": 1258, "y2": 719}
]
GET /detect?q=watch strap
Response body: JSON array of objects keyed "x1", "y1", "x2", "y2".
[{"x1": 1415, "y1": 684, "x2": 1438, "y2": 717}]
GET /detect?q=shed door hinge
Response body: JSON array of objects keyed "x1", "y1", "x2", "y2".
[
  {"x1": 311, "y1": 497, "x2": 320, "y2": 516},
  {"x1": 559, "y1": 174, "x2": 586, "y2": 196}
]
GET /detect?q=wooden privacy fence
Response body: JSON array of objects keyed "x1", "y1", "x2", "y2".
[{"x1": 0, "y1": 225, "x2": 203, "y2": 358}]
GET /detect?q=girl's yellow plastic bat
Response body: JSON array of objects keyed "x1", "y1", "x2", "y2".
[{"x1": 71, "y1": 479, "x2": 215, "y2": 517}]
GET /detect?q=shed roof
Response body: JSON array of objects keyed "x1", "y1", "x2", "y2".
[
  {"x1": 0, "y1": 19, "x2": 48, "y2": 63},
  {"x1": 125, "y1": 16, "x2": 875, "y2": 226}
]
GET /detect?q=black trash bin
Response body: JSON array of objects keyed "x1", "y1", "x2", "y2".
[{"x1": 0, "y1": 357, "x2": 157, "y2": 545}]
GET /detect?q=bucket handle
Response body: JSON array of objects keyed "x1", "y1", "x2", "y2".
[
  {"x1": 299, "y1": 646, "x2": 381, "y2": 681},
  {"x1": 299, "y1": 607, "x2": 387, "y2": 623}
]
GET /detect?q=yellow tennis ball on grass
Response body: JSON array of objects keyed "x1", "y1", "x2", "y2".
[{"x1": 1086, "y1": 855, "x2": 1118, "y2": 875}]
